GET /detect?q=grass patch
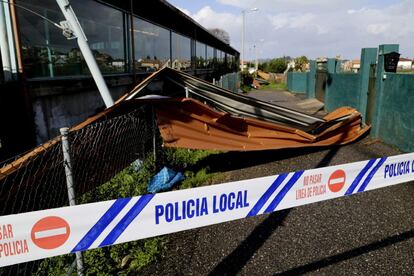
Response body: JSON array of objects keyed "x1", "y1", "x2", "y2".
[
  {"x1": 259, "y1": 82, "x2": 287, "y2": 91},
  {"x1": 35, "y1": 148, "x2": 219, "y2": 275},
  {"x1": 240, "y1": 84, "x2": 252, "y2": 93}
]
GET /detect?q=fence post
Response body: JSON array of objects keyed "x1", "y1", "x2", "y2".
[
  {"x1": 372, "y1": 44, "x2": 399, "y2": 137},
  {"x1": 358, "y1": 48, "x2": 378, "y2": 123},
  {"x1": 151, "y1": 108, "x2": 157, "y2": 165},
  {"x1": 60, "y1": 127, "x2": 85, "y2": 276}
]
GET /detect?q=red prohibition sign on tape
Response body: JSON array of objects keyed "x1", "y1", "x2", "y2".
[
  {"x1": 31, "y1": 216, "x2": 70, "y2": 250},
  {"x1": 328, "y1": 170, "x2": 346, "y2": 193}
]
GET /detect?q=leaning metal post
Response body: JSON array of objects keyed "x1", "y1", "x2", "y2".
[
  {"x1": 60, "y1": 127, "x2": 85, "y2": 276},
  {"x1": 55, "y1": 0, "x2": 114, "y2": 108},
  {"x1": 185, "y1": 87, "x2": 189, "y2": 98}
]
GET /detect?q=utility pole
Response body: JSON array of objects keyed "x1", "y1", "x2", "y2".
[
  {"x1": 254, "y1": 44, "x2": 258, "y2": 72},
  {"x1": 240, "y1": 8, "x2": 258, "y2": 72},
  {"x1": 241, "y1": 10, "x2": 245, "y2": 72}
]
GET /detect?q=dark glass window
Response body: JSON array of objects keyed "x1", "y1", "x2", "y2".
[
  {"x1": 171, "y1": 32, "x2": 191, "y2": 70},
  {"x1": 17, "y1": 0, "x2": 126, "y2": 78},
  {"x1": 133, "y1": 17, "x2": 170, "y2": 73},
  {"x1": 206, "y1": 46, "x2": 214, "y2": 68},
  {"x1": 196, "y1": 41, "x2": 206, "y2": 69},
  {"x1": 227, "y1": 54, "x2": 235, "y2": 70},
  {"x1": 217, "y1": 50, "x2": 223, "y2": 64},
  {"x1": 74, "y1": 1, "x2": 125, "y2": 74}
]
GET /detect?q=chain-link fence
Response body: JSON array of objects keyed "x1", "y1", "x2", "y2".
[
  {"x1": 218, "y1": 72, "x2": 240, "y2": 92},
  {"x1": 0, "y1": 104, "x2": 158, "y2": 216},
  {"x1": 0, "y1": 102, "x2": 164, "y2": 274}
]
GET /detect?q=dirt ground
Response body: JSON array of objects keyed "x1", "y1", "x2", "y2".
[{"x1": 141, "y1": 90, "x2": 414, "y2": 275}]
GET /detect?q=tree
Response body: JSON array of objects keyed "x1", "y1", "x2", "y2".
[
  {"x1": 268, "y1": 58, "x2": 288, "y2": 73},
  {"x1": 208, "y1": 28, "x2": 230, "y2": 44},
  {"x1": 294, "y1": 56, "x2": 309, "y2": 72},
  {"x1": 259, "y1": 57, "x2": 288, "y2": 73}
]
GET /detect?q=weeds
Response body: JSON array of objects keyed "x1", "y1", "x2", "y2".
[
  {"x1": 259, "y1": 82, "x2": 288, "y2": 91},
  {"x1": 35, "y1": 148, "x2": 219, "y2": 275}
]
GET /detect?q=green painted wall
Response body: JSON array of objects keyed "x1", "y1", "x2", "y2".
[
  {"x1": 327, "y1": 58, "x2": 338, "y2": 73},
  {"x1": 372, "y1": 44, "x2": 400, "y2": 137},
  {"x1": 287, "y1": 72, "x2": 307, "y2": 94},
  {"x1": 376, "y1": 73, "x2": 414, "y2": 152},
  {"x1": 286, "y1": 44, "x2": 414, "y2": 152},
  {"x1": 358, "y1": 48, "x2": 378, "y2": 122},
  {"x1": 325, "y1": 73, "x2": 360, "y2": 111}
]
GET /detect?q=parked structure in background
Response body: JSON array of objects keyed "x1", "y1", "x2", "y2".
[
  {"x1": 397, "y1": 57, "x2": 413, "y2": 70},
  {"x1": 342, "y1": 59, "x2": 361, "y2": 72},
  {"x1": 0, "y1": 0, "x2": 239, "y2": 162}
]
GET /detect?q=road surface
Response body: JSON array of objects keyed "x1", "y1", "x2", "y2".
[{"x1": 142, "y1": 90, "x2": 414, "y2": 275}]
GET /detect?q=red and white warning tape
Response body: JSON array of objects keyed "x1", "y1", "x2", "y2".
[{"x1": 0, "y1": 153, "x2": 413, "y2": 267}]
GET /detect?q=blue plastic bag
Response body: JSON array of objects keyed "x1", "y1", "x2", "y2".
[{"x1": 147, "y1": 167, "x2": 184, "y2": 193}]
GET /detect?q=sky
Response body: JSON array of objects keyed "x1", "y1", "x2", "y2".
[{"x1": 167, "y1": 0, "x2": 414, "y2": 61}]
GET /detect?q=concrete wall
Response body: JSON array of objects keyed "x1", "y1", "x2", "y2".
[
  {"x1": 376, "y1": 73, "x2": 414, "y2": 152},
  {"x1": 28, "y1": 75, "x2": 134, "y2": 144},
  {"x1": 325, "y1": 73, "x2": 360, "y2": 111},
  {"x1": 287, "y1": 72, "x2": 307, "y2": 94},
  {"x1": 32, "y1": 86, "x2": 126, "y2": 144}
]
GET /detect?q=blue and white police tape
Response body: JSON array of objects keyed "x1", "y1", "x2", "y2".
[{"x1": 1, "y1": 152, "x2": 413, "y2": 267}]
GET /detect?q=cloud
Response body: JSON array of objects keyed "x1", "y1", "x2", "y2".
[
  {"x1": 268, "y1": 13, "x2": 328, "y2": 34},
  {"x1": 191, "y1": 6, "x2": 242, "y2": 38},
  {"x1": 216, "y1": 0, "x2": 367, "y2": 13},
  {"x1": 176, "y1": 6, "x2": 191, "y2": 16},
  {"x1": 185, "y1": 0, "x2": 414, "y2": 59},
  {"x1": 367, "y1": 24, "x2": 390, "y2": 35}
]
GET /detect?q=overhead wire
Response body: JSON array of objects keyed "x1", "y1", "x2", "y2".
[{"x1": 0, "y1": 0, "x2": 63, "y2": 30}]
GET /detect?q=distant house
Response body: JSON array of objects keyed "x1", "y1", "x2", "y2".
[
  {"x1": 111, "y1": 60, "x2": 125, "y2": 68},
  {"x1": 240, "y1": 60, "x2": 249, "y2": 71},
  {"x1": 342, "y1": 60, "x2": 360, "y2": 73},
  {"x1": 350, "y1": 60, "x2": 360, "y2": 73},
  {"x1": 398, "y1": 57, "x2": 413, "y2": 70}
]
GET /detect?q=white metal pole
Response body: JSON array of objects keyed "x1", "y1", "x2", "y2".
[
  {"x1": 241, "y1": 10, "x2": 245, "y2": 72},
  {"x1": 60, "y1": 127, "x2": 84, "y2": 276},
  {"x1": 0, "y1": 2, "x2": 12, "y2": 81},
  {"x1": 43, "y1": 10, "x2": 54, "y2": 78},
  {"x1": 4, "y1": 2, "x2": 17, "y2": 75},
  {"x1": 255, "y1": 44, "x2": 258, "y2": 72},
  {"x1": 55, "y1": 0, "x2": 114, "y2": 108}
]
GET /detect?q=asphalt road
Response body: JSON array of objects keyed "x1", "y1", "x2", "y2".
[{"x1": 141, "y1": 90, "x2": 414, "y2": 275}]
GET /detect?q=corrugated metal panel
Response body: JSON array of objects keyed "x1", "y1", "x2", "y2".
[
  {"x1": 126, "y1": 67, "x2": 331, "y2": 132},
  {"x1": 146, "y1": 98, "x2": 369, "y2": 151}
]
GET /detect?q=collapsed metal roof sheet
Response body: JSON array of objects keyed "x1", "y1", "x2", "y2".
[
  {"x1": 0, "y1": 67, "x2": 370, "y2": 184},
  {"x1": 132, "y1": 98, "x2": 369, "y2": 151},
  {"x1": 124, "y1": 67, "x2": 353, "y2": 133}
]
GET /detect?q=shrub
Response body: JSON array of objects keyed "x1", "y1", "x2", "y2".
[
  {"x1": 240, "y1": 71, "x2": 253, "y2": 86},
  {"x1": 35, "y1": 148, "x2": 218, "y2": 275}
]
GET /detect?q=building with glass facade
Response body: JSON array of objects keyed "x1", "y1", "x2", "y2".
[
  {"x1": 17, "y1": 0, "x2": 239, "y2": 78},
  {"x1": 0, "y1": 0, "x2": 239, "y2": 160}
]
